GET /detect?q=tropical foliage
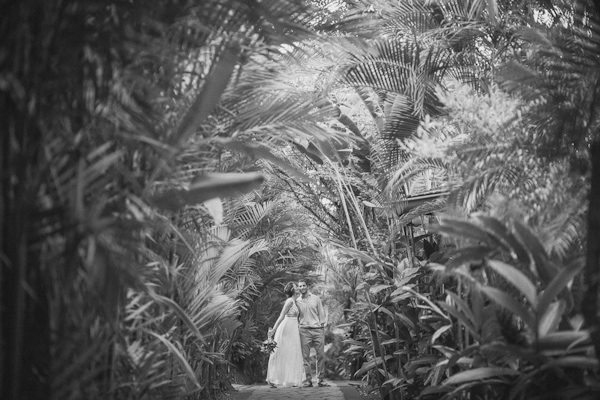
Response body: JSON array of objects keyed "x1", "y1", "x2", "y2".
[
  {"x1": 1, "y1": 0, "x2": 328, "y2": 399},
  {"x1": 306, "y1": 1, "x2": 600, "y2": 400},
  {"x1": 3, "y1": 0, "x2": 600, "y2": 399}
]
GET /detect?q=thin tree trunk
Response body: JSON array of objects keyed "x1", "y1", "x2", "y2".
[
  {"x1": 0, "y1": 88, "x2": 7, "y2": 400},
  {"x1": 583, "y1": 140, "x2": 600, "y2": 360}
]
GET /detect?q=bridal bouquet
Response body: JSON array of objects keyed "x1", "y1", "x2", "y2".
[
  {"x1": 260, "y1": 338, "x2": 277, "y2": 354},
  {"x1": 260, "y1": 330, "x2": 277, "y2": 354}
]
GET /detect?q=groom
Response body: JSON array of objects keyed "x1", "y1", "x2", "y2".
[{"x1": 297, "y1": 278, "x2": 329, "y2": 387}]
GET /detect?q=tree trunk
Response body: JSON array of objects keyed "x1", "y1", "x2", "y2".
[
  {"x1": 583, "y1": 140, "x2": 600, "y2": 360},
  {"x1": 1, "y1": 101, "x2": 50, "y2": 400}
]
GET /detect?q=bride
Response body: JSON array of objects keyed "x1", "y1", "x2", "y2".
[{"x1": 266, "y1": 282, "x2": 305, "y2": 387}]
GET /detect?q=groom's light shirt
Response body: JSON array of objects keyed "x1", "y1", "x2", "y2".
[{"x1": 297, "y1": 292, "x2": 326, "y2": 328}]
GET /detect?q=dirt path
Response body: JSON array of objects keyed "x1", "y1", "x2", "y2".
[{"x1": 232, "y1": 381, "x2": 365, "y2": 400}]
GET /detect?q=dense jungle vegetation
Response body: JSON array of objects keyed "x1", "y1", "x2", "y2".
[{"x1": 3, "y1": 0, "x2": 600, "y2": 399}]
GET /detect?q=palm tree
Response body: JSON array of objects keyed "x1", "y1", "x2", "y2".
[{"x1": 325, "y1": 0, "x2": 568, "y2": 217}]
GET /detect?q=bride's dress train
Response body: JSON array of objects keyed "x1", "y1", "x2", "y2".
[{"x1": 266, "y1": 303, "x2": 305, "y2": 386}]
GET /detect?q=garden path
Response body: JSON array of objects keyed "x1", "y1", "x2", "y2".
[{"x1": 232, "y1": 381, "x2": 364, "y2": 400}]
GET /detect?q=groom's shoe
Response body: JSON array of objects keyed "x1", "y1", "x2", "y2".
[
  {"x1": 302, "y1": 382, "x2": 313, "y2": 388},
  {"x1": 317, "y1": 381, "x2": 330, "y2": 387}
]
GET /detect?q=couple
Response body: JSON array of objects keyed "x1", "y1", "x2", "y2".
[{"x1": 266, "y1": 279, "x2": 329, "y2": 388}]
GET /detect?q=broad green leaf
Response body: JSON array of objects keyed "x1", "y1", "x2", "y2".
[
  {"x1": 513, "y1": 221, "x2": 557, "y2": 285},
  {"x1": 293, "y1": 141, "x2": 323, "y2": 164},
  {"x1": 381, "y1": 338, "x2": 405, "y2": 345},
  {"x1": 394, "y1": 267, "x2": 421, "y2": 287},
  {"x1": 446, "y1": 381, "x2": 501, "y2": 399},
  {"x1": 538, "y1": 300, "x2": 565, "y2": 337},
  {"x1": 539, "y1": 356, "x2": 598, "y2": 371},
  {"x1": 432, "y1": 218, "x2": 498, "y2": 245},
  {"x1": 370, "y1": 284, "x2": 393, "y2": 294},
  {"x1": 312, "y1": 136, "x2": 340, "y2": 160},
  {"x1": 338, "y1": 111, "x2": 366, "y2": 140},
  {"x1": 537, "y1": 262, "x2": 584, "y2": 319},
  {"x1": 376, "y1": 305, "x2": 396, "y2": 319},
  {"x1": 474, "y1": 215, "x2": 529, "y2": 264},
  {"x1": 536, "y1": 331, "x2": 590, "y2": 350},
  {"x1": 188, "y1": 172, "x2": 264, "y2": 202},
  {"x1": 150, "y1": 172, "x2": 264, "y2": 211},
  {"x1": 432, "y1": 345, "x2": 459, "y2": 359},
  {"x1": 402, "y1": 286, "x2": 449, "y2": 320},
  {"x1": 354, "y1": 355, "x2": 394, "y2": 378},
  {"x1": 487, "y1": 260, "x2": 537, "y2": 306},
  {"x1": 431, "y1": 324, "x2": 452, "y2": 344},
  {"x1": 382, "y1": 377, "x2": 404, "y2": 386},
  {"x1": 343, "y1": 339, "x2": 368, "y2": 347},
  {"x1": 395, "y1": 312, "x2": 418, "y2": 331},
  {"x1": 446, "y1": 245, "x2": 495, "y2": 269},
  {"x1": 570, "y1": 314, "x2": 585, "y2": 330},
  {"x1": 446, "y1": 292, "x2": 477, "y2": 327},
  {"x1": 390, "y1": 291, "x2": 412, "y2": 303},
  {"x1": 408, "y1": 356, "x2": 440, "y2": 366},
  {"x1": 443, "y1": 367, "x2": 519, "y2": 385},
  {"x1": 419, "y1": 385, "x2": 453, "y2": 396},
  {"x1": 438, "y1": 302, "x2": 478, "y2": 339},
  {"x1": 436, "y1": 356, "x2": 473, "y2": 368},
  {"x1": 480, "y1": 287, "x2": 535, "y2": 330},
  {"x1": 169, "y1": 44, "x2": 239, "y2": 146},
  {"x1": 346, "y1": 345, "x2": 369, "y2": 353}
]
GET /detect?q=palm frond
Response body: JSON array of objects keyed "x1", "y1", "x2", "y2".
[
  {"x1": 322, "y1": 0, "x2": 439, "y2": 37},
  {"x1": 447, "y1": 165, "x2": 519, "y2": 213},
  {"x1": 381, "y1": 93, "x2": 421, "y2": 140},
  {"x1": 385, "y1": 156, "x2": 449, "y2": 195},
  {"x1": 343, "y1": 40, "x2": 449, "y2": 111},
  {"x1": 541, "y1": 203, "x2": 586, "y2": 259}
]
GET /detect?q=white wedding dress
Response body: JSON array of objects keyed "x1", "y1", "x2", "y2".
[{"x1": 266, "y1": 302, "x2": 305, "y2": 386}]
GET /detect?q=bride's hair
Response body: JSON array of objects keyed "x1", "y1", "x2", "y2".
[{"x1": 283, "y1": 282, "x2": 296, "y2": 297}]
